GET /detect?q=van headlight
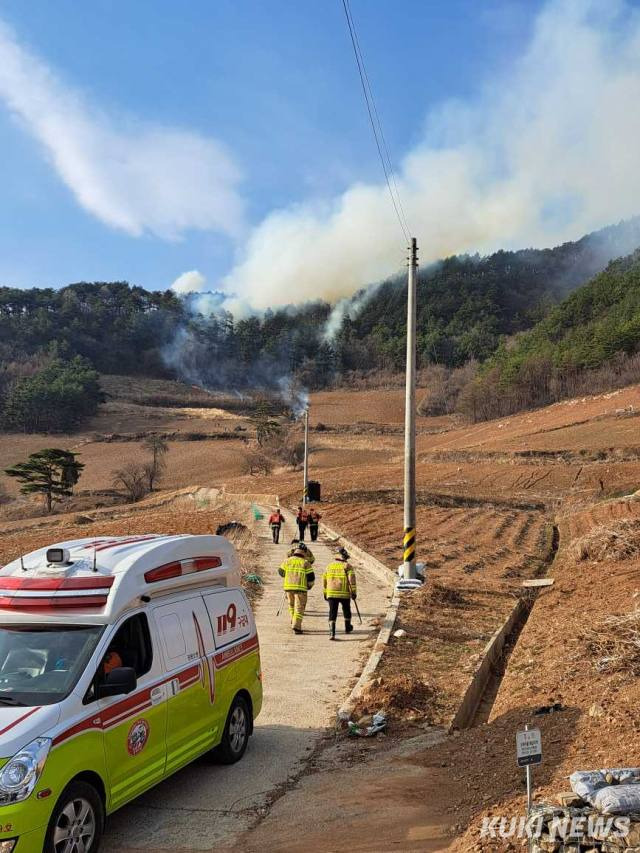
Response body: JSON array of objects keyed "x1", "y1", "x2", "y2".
[{"x1": 0, "y1": 738, "x2": 51, "y2": 804}]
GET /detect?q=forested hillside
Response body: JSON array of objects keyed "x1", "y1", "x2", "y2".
[
  {"x1": 352, "y1": 217, "x2": 640, "y2": 369},
  {"x1": 463, "y1": 251, "x2": 640, "y2": 420},
  {"x1": 0, "y1": 282, "x2": 181, "y2": 375},
  {"x1": 1, "y1": 218, "x2": 640, "y2": 431}
]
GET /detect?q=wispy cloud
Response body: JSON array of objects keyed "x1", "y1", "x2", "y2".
[
  {"x1": 223, "y1": 0, "x2": 640, "y2": 308},
  {"x1": 0, "y1": 19, "x2": 244, "y2": 239}
]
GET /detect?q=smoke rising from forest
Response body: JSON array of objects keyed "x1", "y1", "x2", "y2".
[
  {"x1": 209, "y1": 0, "x2": 640, "y2": 310},
  {"x1": 163, "y1": 0, "x2": 640, "y2": 405},
  {"x1": 161, "y1": 322, "x2": 312, "y2": 416}
]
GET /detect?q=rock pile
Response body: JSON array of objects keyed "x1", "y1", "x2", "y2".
[{"x1": 527, "y1": 799, "x2": 640, "y2": 851}]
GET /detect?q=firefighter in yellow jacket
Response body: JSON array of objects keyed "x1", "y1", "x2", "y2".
[
  {"x1": 279, "y1": 545, "x2": 315, "y2": 634},
  {"x1": 287, "y1": 539, "x2": 315, "y2": 566},
  {"x1": 323, "y1": 547, "x2": 357, "y2": 640}
]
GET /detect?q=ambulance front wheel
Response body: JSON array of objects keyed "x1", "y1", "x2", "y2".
[
  {"x1": 214, "y1": 695, "x2": 251, "y2": 764},
  {"x1": 44, "y1": 779, "x2": 104, "y2": 853}
]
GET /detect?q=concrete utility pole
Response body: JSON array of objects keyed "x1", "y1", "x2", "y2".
[
  {"x1": 303, "y1": 407, "x2": 310, "y2": 504},
  {"x1": 403, "y1": 238, "x2": 418, "y2": 579}
]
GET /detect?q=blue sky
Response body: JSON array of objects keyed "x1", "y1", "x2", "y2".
[{"x1": 0, "y1": 0, "x2": 545, "y2": 293}]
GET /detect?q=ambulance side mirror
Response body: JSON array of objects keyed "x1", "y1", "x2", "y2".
[{"x1": 97, "y1": 666, "x2": 137, "y2": 698}]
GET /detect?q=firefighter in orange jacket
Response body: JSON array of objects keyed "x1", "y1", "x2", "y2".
[
  {"x1": 279, "y1": 545, "x2": 315, "y2": 634},
  {"x1": 308, "y1": 508, "x2": 321, "y2": 542},
  {"x1": 296, "y1": 506, "x2": 309, "y2": 541},
  {"x1": 323, "y1": 547, "x2": 357, "y2": 640},
  {"x1": 268, "y1": 507, "x2": 285, "y2": 544}
]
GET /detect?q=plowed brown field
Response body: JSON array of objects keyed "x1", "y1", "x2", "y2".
[
  {"x1": 319, "y1": 500, "x2": 551, "y2": 727},
  {"x1": 450, "y1": 495, "x2": 640, "y2": 850}
]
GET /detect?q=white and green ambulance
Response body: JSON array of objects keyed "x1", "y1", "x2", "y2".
[{"x1": 0, "y1": 534, "x2": 262, "y2": 852}]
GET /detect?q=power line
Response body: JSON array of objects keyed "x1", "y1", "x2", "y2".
[
  {"x1": 341, "y1": 0, "x2": 409, "y2": 240},
  {"x1": 344, "y1": 0, "x2": 411, "y2": 237},
  {"x1": 341, "y1": 0, "x2": 411, "y2": 241}
]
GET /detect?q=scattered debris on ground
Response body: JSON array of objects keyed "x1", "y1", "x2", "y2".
[
  {"x1": 347, "y1": 712, "x2": 387, "y2": 737},
  {"x1": 352, "y1": 579, "x2": 523, "y2": 730}
]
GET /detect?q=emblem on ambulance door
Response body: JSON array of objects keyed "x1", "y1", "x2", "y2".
[
  {"x1": 127, "y1": 719, "x2": 150, "y2": 756},
  {"x1": 216, "y1": 602, "x2": 237, "y2": 635}
]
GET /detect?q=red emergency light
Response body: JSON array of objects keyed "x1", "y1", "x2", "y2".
[{"x1": 144, "y1": 556, "x2": 222, "y2": 584}]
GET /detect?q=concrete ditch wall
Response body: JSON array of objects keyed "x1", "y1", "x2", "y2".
[
  {"x1": 319, "y1": 520, "x2": 393, "y2": 587},
  {"x1": 450, "y1": 598, "x2": 527, "y2": 731},
  {"x1": 223, "y1": 489, "x2": 280, "y2": 508}
]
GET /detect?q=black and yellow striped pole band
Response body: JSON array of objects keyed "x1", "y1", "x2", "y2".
[{"x1": 403, "y1": 527, "x2": 416, "y2": 562}]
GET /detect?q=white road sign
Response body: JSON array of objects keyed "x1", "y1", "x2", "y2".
[{"x1": 516, "y1": 728, "x2": 542, "y2": 767}]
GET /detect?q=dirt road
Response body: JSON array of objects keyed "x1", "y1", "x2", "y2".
[{"x1": 102, "y1": 508, "x2": 391, "y2": 851}]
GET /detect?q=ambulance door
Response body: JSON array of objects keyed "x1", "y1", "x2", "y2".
[
  {"x1": 92, "y1": 611, "x2": 168, "y2": 811},
  {"x1": 203, "y1": 589, "x2": 254, "y2": 714},
  {"x1": 153, "y1": 595, "x2": 218, "y2": 776}
]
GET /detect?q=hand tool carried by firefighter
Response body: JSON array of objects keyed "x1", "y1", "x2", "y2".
[
  {"x1": 276, "y1": 589, "x2": 287, "y2": 617},
  {"x1": 345, "y1": 564, "x2": 362, "y2": 625}
]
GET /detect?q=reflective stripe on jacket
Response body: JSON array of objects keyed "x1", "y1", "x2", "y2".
[
  {"x1": 279, "y1": 556, "x2": 315, "y2": 591},
  {"x1": 323, "y1": 560, "x2": 356, "y2": 599}
]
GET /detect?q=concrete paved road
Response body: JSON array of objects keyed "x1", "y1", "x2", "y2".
[{"x1": 103, "y1": 508, "x2": 391, "y2": 851}]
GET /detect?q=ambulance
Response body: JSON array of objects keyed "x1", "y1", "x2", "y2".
[{"x1": 0, "y1": 534, "x2": 263, "y2": 852}]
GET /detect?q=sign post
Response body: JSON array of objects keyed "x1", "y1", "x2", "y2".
[{"x1": 516, "y1": 725, "x2": 542, "y2": 815}]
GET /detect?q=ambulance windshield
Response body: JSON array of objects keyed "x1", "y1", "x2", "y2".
[{"x1": 0, "y1": 624, "x2": 104, "y2": 706}]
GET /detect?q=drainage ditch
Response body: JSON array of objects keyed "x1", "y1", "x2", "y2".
[{"x1": 461, "y1": 522, "x2": 560, "y2": 729}]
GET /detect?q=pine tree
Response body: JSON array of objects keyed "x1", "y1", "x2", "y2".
[{"x1": 5, "y1": 448, "x2": 84, "y2": 512}]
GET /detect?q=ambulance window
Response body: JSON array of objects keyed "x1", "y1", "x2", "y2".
[
  {"x1": 84, "y1": 613, "x2": 153, "y2": 706},
  {"x1": 157, "y1": 613, "x2": 186, "y2": 660},
  {"x1": 103, "y1": 613, "x2": 153, "y2": 679},
  {"x1": 0, "y1": 624, "x2": 104, "y2": 706}
]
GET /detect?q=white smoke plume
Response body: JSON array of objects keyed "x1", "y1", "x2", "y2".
[
  {"x1": 0, "y1": 20, "x2": 244, "y2": 240},
  {"x1": 170, "y1": 270, "x2": 256, "y2": 319},
  {"x1": 171, "y1": 270, "x2": 207, "y2": 294},
  {"x1": 222, "y1": 0, "x2": 640, "y2": 309},
  {"x1": 322, "y1": 283, "x2": 385, "y2": 342},
  {"x1": 276, "y1": 376, "x2": 310, "y2": 418}
]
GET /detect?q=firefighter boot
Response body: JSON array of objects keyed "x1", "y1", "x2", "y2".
[
  {"x1": 345, "y1": 621, "x2": 354, "y2": 634},
  {"x1": 329, "y1": 621, "x2": 336, "y2": 640}
]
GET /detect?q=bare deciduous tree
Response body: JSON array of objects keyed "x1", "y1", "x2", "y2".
[
  {"x1": 142, "y1": 435, "x2": 169, "y2": 491},
  {"x1": 112, "y1": 463, "x2": 150, "y2": 503},
  {"x1": 273, "y1": 439, "x2": 305, "y2": 470},
  {"x1": 243, "y1": 451, "x2": 274, "y2": 476}
]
